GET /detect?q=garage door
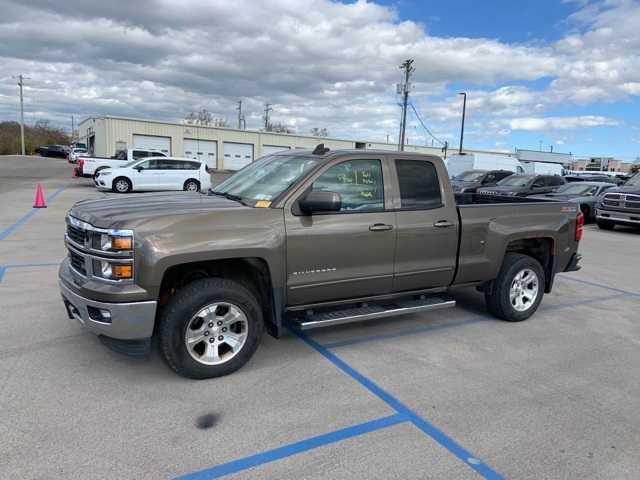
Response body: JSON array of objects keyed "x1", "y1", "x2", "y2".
[
  {"x1": 184, "y1": 139, "x2": 217, "y2": 168},
  {"x1": 262, "y1": 145, "x2": 290, "y2": 156},
  {"x1": 133, "y1": 135, "x2": 171, "y2": 155},
  {"x1": 223, "y1": 142, "x2": 253, "y2": 170}
]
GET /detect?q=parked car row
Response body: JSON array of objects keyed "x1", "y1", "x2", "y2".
[
  {"x1": 595, "y1": 172, "x2": 640, "y2": 231},
  {"x1": 451, "y1": 169, "x2": 633, "y2": 223},
  {"x1": 73, "y1": 148, "x2": 212, "y2": 193}
]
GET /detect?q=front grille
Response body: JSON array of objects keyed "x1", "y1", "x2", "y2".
[
  {"x1": 67, "y1": 224, "x2": 86, "y2": 245},
  {"x1": 602, "y1": 193, "x2": 640, "y2": 211},
  {"x1": 69, "y1": 249, "x2": 86, "y2": 275}
]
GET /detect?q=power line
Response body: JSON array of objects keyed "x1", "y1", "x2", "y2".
[{"x1": 409, "y1": 103, "x2": 445, "y2": 147}]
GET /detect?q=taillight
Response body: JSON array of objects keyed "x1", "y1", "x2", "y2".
[{"x1": 575, "y1": 211, "x2": 584, "y2": 241}]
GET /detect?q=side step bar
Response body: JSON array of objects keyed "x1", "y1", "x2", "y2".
[{"x1": 290, "y1": 295, "x2": 456, "y2": 330}]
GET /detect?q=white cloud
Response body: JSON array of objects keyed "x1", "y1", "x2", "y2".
[{"x1": 507, "y1": 115, "x2": 618, "y2": 131}]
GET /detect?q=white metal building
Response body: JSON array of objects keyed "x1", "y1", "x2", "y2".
[{"x1": 78, "y1": 115, "x2": 573, "y2": 171}]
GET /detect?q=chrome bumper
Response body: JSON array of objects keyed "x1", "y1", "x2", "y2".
[
  {"x1": 596, "y1": 209, "x2": 640, "y2": 224},
  {"x1": 59, "y1": 278, "x2": 157, "y2": 340}
]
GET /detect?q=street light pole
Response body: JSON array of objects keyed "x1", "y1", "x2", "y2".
[{"x1": 458, "y1": 92, "x2": 466, "y2": 154}]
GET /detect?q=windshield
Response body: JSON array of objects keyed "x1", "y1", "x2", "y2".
[
  {"x1": 625, "y1": 173, "x2": 640, "y2": 186},
  {"x1": 454, "y1": 170, "x2": 485, "y2": 182},
  {"x1": 497, "y1": 175, "x2": 533, "y2": 187},
  {"x1": 212, "y1": 155, "x2": 322, "y2": 203},
  {"x1": 556, "y1": 184, "x2": 599, "y2": 195}
]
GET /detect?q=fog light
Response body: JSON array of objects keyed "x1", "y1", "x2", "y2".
[
  {"x1": 87, "y1": 306, "x2": 112, "y2": 323},
  {"x1": 112, "y1": 264, "x2": 133, "y2": 279}
]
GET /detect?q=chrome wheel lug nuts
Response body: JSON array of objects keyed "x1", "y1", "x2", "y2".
[
  {"x1": 209, "y1": 338, "x2": 214, "y2": 343},
  {"x1": 208, "y1": 322, "x2": 214, "y2": 328},
  {"x1": 203, "y1": 331, "x2": 209, "y2": 336},
  {"x1": 218, "y1": 335, "x2": 224, "y2": 341},
  {"x1": 217, "y1": 321, "x2": 223, "y2": 326}
]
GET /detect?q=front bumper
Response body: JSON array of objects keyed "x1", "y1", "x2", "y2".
[
  {"x1": 60, "y1": 276, "x2": 157, "y2": 340},
  {"x1": 93, "y1": 176, "x2": 111, "y2": 190},
  {"x1": 596, "y1": 208, "x2": 640, "y2": 224}
]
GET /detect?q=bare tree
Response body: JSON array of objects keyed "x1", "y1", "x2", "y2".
[
  {"x1": 265, "y1": 121, "x2": 294, "y2": 134},
  {"x1": 310, "y1": 127, "x2": 329, "y2": 137},
  {"x1": 185, "y1": 109, "x2": 228, "y2": 127}
]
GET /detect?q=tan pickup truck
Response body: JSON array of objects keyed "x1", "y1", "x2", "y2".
[{"x1": 60, "y1": 146, "x2": 583, "y2": 378}]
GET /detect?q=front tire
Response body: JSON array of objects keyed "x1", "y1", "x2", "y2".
[
  {"x1": 112, "y1": 177, "x2": 132, "y2": 193},
  {"x1": 485, "y1": 253, "x2": 545, "y2": 322},
  {"x1": 184, "y1": 179, "x2": 200, "y2": 192},
  {"x1": 159, "y1": 278, "x2": 264, "y2": 379}
]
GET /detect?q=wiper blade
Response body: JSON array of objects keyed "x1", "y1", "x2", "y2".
[{"x1": 209, "y1": 190, "x2": 250, "y2": 206}]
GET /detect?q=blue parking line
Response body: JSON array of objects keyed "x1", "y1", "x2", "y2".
[
  {"x1": 175, "y1": 414, "x2": 407, "y2": 479},
  {"x1": 0, "y1": 262, "x2": 61, "y2": 284},
  {"x1": 292, "y1": 328, "x2": 504, "y2": 479},
  {"x1": 0, "y1": 184, "x2": 69, "y2": 241}
]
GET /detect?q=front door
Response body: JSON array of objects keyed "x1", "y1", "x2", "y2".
[
  {"x1": 391, "y1": 158, "x2": 459, "y2": 291},
  {"x1": 132, "y1": 159, "x2": 163, "y2": 190},
  {"x1": 285, "y1": 157, "x2": 396, "y2": 306}
]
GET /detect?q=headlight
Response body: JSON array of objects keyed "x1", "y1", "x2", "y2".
[
  {"x1": 92, "y1": 230, "x2": 133, "y2": 252},
  {"x1": 92, "y1": 259, "x2": 133, "y2": 280}
]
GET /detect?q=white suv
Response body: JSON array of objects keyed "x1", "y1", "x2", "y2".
[{"x1": 94, "y1": 157, "x2": 212, "y2": 193}]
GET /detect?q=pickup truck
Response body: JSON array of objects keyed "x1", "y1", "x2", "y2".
[
  {"x1": 76, "y1": 148, "x2": 167, "y2": 177},
  {"x1": 596, "y1": 172, "x2": 640, "y2": 230},
  {"x1": 59, "y1": 147, "x2": 583, "y2": 379}
]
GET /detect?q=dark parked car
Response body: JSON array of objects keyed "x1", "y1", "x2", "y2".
[
  {"x1": 36, "y1": 145, "x2": 68, "y2": 158},
  {"x1": 451, "y1": 169, "x2": 514, "y2": 193},
  {"x1": 564, "y1": 175, "x2": 617, "y2": 184},
  {"x1": 477, "y1": 174, "x2": 566, "y2": 197},
  {"x1": 530, "y1": 182, "x2": 616, "y2": 221}
]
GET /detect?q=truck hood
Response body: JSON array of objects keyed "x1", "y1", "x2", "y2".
[
  {"x1": 601, "y1": 185, "x2": 640, "y2": 194},
  {"x1": 69, "y1": 192, "x2": 248, "y2": 229}
]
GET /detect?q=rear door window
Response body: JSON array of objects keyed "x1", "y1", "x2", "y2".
[{"x1": 395, "y1": 160, "x2": 442, "y2": 210}]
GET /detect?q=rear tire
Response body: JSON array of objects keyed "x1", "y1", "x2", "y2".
[
  {"x1": 184, "y1": 179, "x2": 200, "y2": 192},
  {"x1": 159, "y1": 278, "x2": 264, "y2": 379},
  {"x1": 485, "y1": 253, "x2": 545, "y2": 322},
  {"x1": 112, "y1": 177, "x2": 132, "y2": 193},
  {"x1": 596, "y1": 219, "x2": 615, "y2": 230}
]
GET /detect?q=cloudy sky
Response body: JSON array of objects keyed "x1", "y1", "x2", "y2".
[{"x1": 1, "y1": 0, "x2": 639, "y2": 159}]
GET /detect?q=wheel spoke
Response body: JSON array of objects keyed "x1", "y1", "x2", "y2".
[
  {"x1": 224, "y1": 332, "x2": 246, "y2": 351},
  {"x1": 203, "y1": 342, "x2": 220, "y2": 362},
  {"x1": 223, "y1": 308, "x2": 243, "y2": 325}
]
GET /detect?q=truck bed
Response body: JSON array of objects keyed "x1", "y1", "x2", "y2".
[{"x1": 455, "y1": 192, "x2": 555, "y2": 205}]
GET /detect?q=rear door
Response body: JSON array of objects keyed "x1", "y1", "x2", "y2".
[
  {"x1": 391, "y1": 157, "x2": 459, "y2": 291},
  {"x1": 284, "y1": 156, "x2": 396, "y2": 306}
]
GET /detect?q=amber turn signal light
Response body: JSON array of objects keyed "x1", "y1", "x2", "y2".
[
  {"x1": 112, "y1": 264, "x2": 133, "y2": 279},
  {"x1": 111, "y1": 236, "x2": 133, "y2": 250}
]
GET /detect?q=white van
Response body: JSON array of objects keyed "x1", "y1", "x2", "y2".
[
  {"x1": 445, "y1": 153, "x2": 524, "y2": 179},
  {"x1": 94, "y1": 157, "x2": 212, "y2": 193},
  {"x1": 520, "y1": 161, "x2": 564, "y2": 176}
]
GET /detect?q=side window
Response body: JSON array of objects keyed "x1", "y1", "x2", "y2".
[
  {"x1": 146, "y1": 159, "x2": 160, "y2": 170},
  {"x1": 532, "y1": 177, "x2": 545, "y2": 187},
  {"x1": 483, "y1": 173, "x2": 497, "y2": 183},
  {"x1": 312, "y1": 159, "x2": 384, "y2": 212},
  {"x1": 496, "y1": 172, "x2": 512, "y2": 181},
  {"x1": 395, "y1": 159, "x2": 442, "y2": 210},
  {"x1": 552, "y1": 176, "x2": 564, "y2": 186},
  {"x1": 157, "y1": 159, "x2": 177, "y2": 170},
  {"x1": 136, "y1": 160, "x2": 151, "y2": 169},
  {"x1": 186, "y1": 161, "x2": 200, "y2": 170},
  {"x1": 132, "y1": 150, "x2": 147, "y2": 159}
]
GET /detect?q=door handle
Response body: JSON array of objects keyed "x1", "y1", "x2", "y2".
[
  {"x1": 369, "y1": 223, "x2": 393, "y2": 232},
  {"x1": 433, "y1": 220, "x2": 455, "y2": 228}
]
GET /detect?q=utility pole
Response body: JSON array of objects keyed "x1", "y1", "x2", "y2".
[
  {"x1": 397, "y1": 59, "x2": 414, "y2": 152},
  {"x1": 236, "y1": 100, "x2": 245, "y2": 129},
  {"x1": 458, "y1": 92, "x2": 467, "y2": 154},
  {"x1": 71, "y1": 115, "x2": 75, "y2": 142},
  {"x1": 264, "y1": 103, "x2": 272, "y2": 130},
  {"x1": 13, "y1": 74, "x2": 29, "y2": 155}
]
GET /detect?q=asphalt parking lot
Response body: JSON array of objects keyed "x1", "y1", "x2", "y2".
[{"x1": 1, "y1": 155, "x2": 639, "y2": 479}]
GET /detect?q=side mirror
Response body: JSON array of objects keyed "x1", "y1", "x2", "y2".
[
  {"x1": 299, "y1": 191, "x2": 341, "y2": 214},
  {"x1": 135, "y1": 166, "x2": 144, "y2": 172}
]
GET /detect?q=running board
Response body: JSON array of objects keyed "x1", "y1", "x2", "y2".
[{"x1": 291, "y1": 295, "x2": 456, "y2": 330}]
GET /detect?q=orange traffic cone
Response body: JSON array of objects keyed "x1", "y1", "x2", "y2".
[{"x1": 33, "y1": 184, "x2": 47, "y2": 208}]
